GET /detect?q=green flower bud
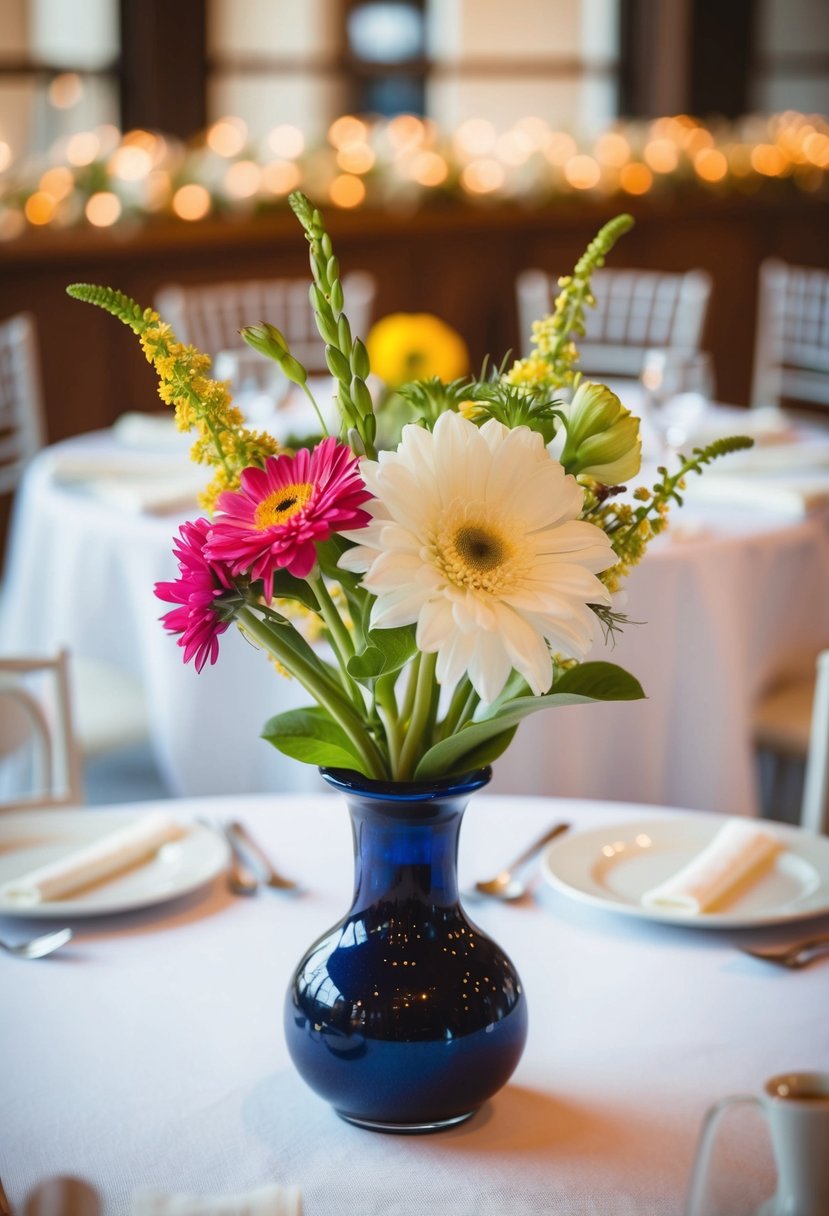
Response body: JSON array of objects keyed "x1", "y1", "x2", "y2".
[
  {"x1": 241, "y1": 322, "x2": 289, "y2": 360},
  {"x1": 559, "y1": 380, "x2": 642, "y2": 483},
  {"x1": 240, "y1": 323, "x2": 307, "y2": 385}
]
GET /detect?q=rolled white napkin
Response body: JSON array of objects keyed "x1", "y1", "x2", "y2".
[
  {"x1": 641, "y1": 820, "x2": 784, "y2": 914},
  {"x1": 132, "y1": 1184, "x2": 302, "y2": 1216},
  {"x1": 0, "y1": 811, "x2": 184, "y2": 906}
]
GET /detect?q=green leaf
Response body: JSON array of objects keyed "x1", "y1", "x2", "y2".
[
  {"x1": 347, "y1": 625, "x2": 418, "y2": 683},
  {"x1": 269, "y1": 570, "x2": 320, "y2": 614},
  {"x1": 414, "y1": 661, "x2": 644, "y2": 781},
  {"x1": 261, "y1": 705, "x2": 364, "y2": 770}
]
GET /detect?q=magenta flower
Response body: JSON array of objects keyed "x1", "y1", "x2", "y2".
[
  {"x1": 206, "y1": 438, "x2": 372, "y2": 599},
  {"x1": 155, "y1": 517, "x2": 233, "y2": 673}
]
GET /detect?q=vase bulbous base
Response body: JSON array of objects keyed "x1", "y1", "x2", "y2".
[{"x1": 283, "y1": 767, "x2": 529, "y2": 1132}]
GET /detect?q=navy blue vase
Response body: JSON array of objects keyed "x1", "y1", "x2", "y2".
[{"x1": 284, "y1": 765, "x2": 528, "y2": 1132}]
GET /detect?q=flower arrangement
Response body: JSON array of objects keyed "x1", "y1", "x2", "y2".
[{"x1": 67, "y1": 194, "x2": 750, "y2": 785}]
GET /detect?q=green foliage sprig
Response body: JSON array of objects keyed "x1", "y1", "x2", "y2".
[{"x1": 289, "y1": 191, "x2": 376, "y2": 458}]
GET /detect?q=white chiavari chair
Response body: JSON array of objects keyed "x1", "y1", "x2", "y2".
[
  {"x1": 0, "y1": 651, "x2": 84, "y2": 810},
  {"x1": 516, "y1": 267, "x2": 712, "y2": 380},
  {"x1": 751, "y1": 258, "x2": 829, "y2": 411},
  {"x1": 155, "y1": 272, "x2": 377, "y2": 376}
]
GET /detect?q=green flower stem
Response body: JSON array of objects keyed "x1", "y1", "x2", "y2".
[
  {"x1": 454, "y1": 683, "x2": 480, "y2": 733},
  {"x1": 397, "y1": 651, "x2": 438, "y2": 780},
  {"x1": 399, "y1": 653, "x2": 420, "y2": 728},
  {"x1": 437, "y1": 676, "x2": 474, "y2": 741},
  {"x1": 375, "y1": 673, "x2": 402, "y2": 774},
  {"x1": 236, "y1": 606, "x2": 387, "y2": 780},
  {"x1": 308, "y1": 574, "x2": 364, "y2": 712},
  {"x1": 300, "y1": 381, "x2": 329, "y2": 437}
]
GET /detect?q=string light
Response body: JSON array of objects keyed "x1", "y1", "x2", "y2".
[{"x1": 1, "y1": 110, "x2": 824, "y2": 235}]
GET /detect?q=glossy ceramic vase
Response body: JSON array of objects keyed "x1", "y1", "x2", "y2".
[{"x1": 284, "y1": 766, "x2": 528, "y2": 1132}]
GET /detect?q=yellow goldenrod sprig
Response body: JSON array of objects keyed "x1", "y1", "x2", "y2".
[
  {"x1": 505, "y1": 213, "x2": 634, "y2": 392},
  {"x1": 66, "y1": 284, "x2": 280, "y2": 511}
]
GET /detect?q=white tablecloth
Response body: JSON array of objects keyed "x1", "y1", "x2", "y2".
[
  {"x1": 3, "y1": 422, "x2": 829, "y2": 814},
  {"x1": 2, "y1": 793, "x2": 827, "y2": 1215}
]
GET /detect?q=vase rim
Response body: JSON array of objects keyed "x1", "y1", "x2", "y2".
[{"x1": 320, "y1": 766, "x2": 492, "y2": 801}]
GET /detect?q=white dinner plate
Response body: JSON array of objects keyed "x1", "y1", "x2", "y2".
[
  {"x1": 0, "y1": 809, "x2": 229, "y2": 918},
  {"x1": 541, "y1": 815, "x2": 829, "y2": 928}
]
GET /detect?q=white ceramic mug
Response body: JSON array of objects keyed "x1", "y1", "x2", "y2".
[{"x1": 687, "y1": 1072, "x2": 829, "y2": 1216}]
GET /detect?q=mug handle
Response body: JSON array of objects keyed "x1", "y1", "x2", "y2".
[{"x1": 686, "y1": 1094, "x2": 764, "y2": 1216}]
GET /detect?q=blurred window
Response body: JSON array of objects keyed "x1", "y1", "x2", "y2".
[
  {"x1": 0, "y1": 0, "x2": 118, "y2": 162},
  {"x1": 205, "y1": 0, "x2": 621, "y2": 138},
  {"x1": 752, "y1": 0, "x2": 829, "y2": 115}
]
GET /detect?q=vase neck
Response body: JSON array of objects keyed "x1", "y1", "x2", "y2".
[{"x1": 346, "y1": 797, "x2": 467, "y2": 911}]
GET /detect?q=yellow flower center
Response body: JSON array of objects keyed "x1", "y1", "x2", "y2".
[
  {"x1": 434, "y1": 518, "x2": 520, "y2": 594},
  {"x1": 254, "y1": 481, "x2": 314, "y2": 529}
]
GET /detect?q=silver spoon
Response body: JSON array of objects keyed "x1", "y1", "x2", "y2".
[
  {"x1": 0, "y1": 926, "x2": 73, "y2": 959},
  {"x1": 472, "y1": 822, "x2": 570, "y2": 901},
  {"x1": 742, "y1": 933, "x2": 829, "y2": 969}
]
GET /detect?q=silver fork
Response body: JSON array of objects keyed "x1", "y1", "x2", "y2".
[
  {"x1": 224, "y1": 820, "x2": 302, "y2": 895},
  {"x1": 0, "y1": 926, "x2": 73, "y2": 959},
  {"x1": 199, "y1": 818, "x2": 260, "y2": 895},
  {"x1": 742, "y1": 933, "x2": 829, "y2": 969}
]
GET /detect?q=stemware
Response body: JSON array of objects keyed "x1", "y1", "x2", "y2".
[{"x1": 639, "y1": 348, "x2": 715, "y2": 457}]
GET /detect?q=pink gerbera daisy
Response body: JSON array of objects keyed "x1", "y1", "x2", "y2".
[
  {"x1": 206, "y1": 438, "x2": 372, "y2": 599},
  {"x1": 155, "y1": 517, "x2": 234, "y2": 673}
]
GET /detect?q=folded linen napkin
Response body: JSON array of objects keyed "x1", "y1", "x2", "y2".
[
  {"x1": 641, "y1": 820, "x2": 783, "y2": 914},
  {"x1": 132, "y1": 1184, "x2": 302, "y2": 1216},
  {"x1": 0, "y1": 811, "x2": 184, "y2": 905}
]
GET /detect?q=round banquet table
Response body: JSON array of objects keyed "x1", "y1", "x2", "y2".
[
  {"x1": 2, "y1": 422, "x2": 829, "y2": 815},
  {"x1": 2, "y1": 792, "x2": 828, "y2": 1216}
]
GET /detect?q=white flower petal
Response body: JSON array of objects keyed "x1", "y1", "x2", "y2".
[
  {"x1": 349, "y1": 410, "x2": 615, "y2": 701},
  {"x1": 467, "y1": 631, "x2": 513, "y2": 704}
]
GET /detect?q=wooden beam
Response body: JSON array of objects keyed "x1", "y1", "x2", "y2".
[{"x1": 118, "y1": 0, "x2": 207, "y2": 137}]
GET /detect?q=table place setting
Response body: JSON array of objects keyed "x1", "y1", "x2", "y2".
[
  {"x1": 0, "y1": 808, "x2": 229, "y2": 919},
  {"x1": 540, "y1": 812, "x2": 829, "y2": 930}
]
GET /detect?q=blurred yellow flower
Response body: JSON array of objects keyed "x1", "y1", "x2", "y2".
[{"x1": 366, "y1": 313, "x2": 469, "y2": 388}]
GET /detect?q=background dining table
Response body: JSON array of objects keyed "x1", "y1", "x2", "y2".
[
  {"x1": 3, "y1": 405, "x2": 829, "y2": 817},
  {"x1": 2, "y1": 791, "x2": 828, "y2": 1215}
]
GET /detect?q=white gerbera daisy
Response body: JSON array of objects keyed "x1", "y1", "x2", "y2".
[{"x1": 340, "y1": 411, "x2": 615, "y2": 704}]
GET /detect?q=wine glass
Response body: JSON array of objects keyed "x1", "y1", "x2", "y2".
[
  {"x1": 214, "y1": 348, "x2": 292, "y2": 428},
  {"x1": 639, "y1": 349, "x2": 715, "y2": 458}
]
